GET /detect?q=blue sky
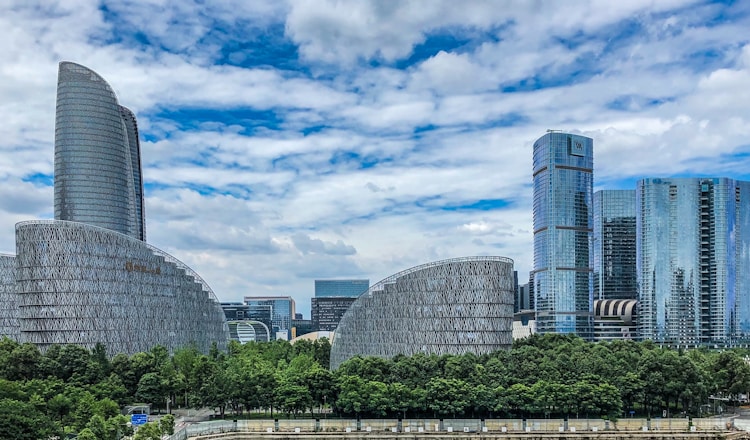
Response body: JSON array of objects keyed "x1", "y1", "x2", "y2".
[{"x1": 1, "y1": 0, "x2": 750, "y2": 318}]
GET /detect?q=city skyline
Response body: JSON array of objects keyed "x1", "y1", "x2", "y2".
[{"x1": 1, "y1": 1, "x2": 749, "y2": 317}]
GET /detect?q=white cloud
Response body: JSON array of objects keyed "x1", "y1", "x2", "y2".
[{"x1": 0, "y1": 0, "x2": 749, "y2": 317}]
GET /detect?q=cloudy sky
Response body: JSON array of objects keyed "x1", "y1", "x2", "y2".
[{"x1": 1, "y1": 1, "x2": 749, "y2": 318}]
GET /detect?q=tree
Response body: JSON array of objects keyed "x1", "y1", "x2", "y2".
[
  {"x1": 76, "y1": 428, "x2": 97, "y2": 440},
  {"x1": 159, "y1": 414, "x2": 176, "y2": 435},
  {"x1": 275, "y1": 380, "x2": 312, "y2": 417},
  {"x1": 133, "y1": 421, "x2": 162, "y2": 440},
  {"x1": 0, "y1": 398, "x2": 59, "y2": 440},
  {"x1": 136, "y1": 372, "x2": 166, "y2": 412},
  {"x1": 712, "y1": 350, "x2": 750, "y2": 403},
  {"x1": 425, "y1": 378, "x2": 471, "y2": 417},
  {"x1": 47, "y1": 393, "x2": 72, "y2": 424}
]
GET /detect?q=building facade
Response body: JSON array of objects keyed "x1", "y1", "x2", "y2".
[
  {"x1": 55, "y1": 62, "x2": 146, "y2": 241},
  {"x1": 314, "y1": 279, "x2": 369, "y2": 298},
  {"x1": 637, "y1": 177, "x2": 750, "y2": 347},
  {"x1": 532, "y1": 132, "x2": 594, "y2": 338},
  {"x1": 593, "y1": 299, "x2": 637, "y2": 341},
  {"x1": 0, "y1": 62, "x2": 228, "y2": 356},
  {"x1": 312, "y1": 296, "x2": 357, "y2": 331},
  {"x1": 593, "y1": 190, "x2": 637, "y2": 301},
  {"x1": 329, "y1": 256, "x2": 515, "y2": 369},
  {"x1": 243, "y1": 296, "x2": 296, "y2": 337}
]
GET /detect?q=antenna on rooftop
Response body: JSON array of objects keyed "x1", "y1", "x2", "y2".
[{"x1": 546, "y1": 129, "x2": 563, "y2": 133}]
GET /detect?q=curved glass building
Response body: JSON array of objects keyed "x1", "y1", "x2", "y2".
[
  {"x1": 329, "y1": 256, "x2": 515, "y2": 369},
  {"x1": 532, "y1": 132, "x2": 594, "y2": 339},
  {"x1": 0, "y1": 61, "x2": 228, "y2": 356},
  {"x1": 55, "y1": 62, "x2": 144, "y2": 240}
]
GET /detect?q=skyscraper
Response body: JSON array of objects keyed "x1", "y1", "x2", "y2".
[
  {"x1": 312, "y1": 279, "x2": 368, "y2": 331},
  {"x1": 593, "y1": 190, "x2": 637, "y2": 301},
  {"x1": 55, "y1": 62, "x2": 145, "y2": 240},
  {"x1": 532, "y1": 132, "x2": 594, "y2": 338},
  {"x1": 0, "y1": 62, "x2": 228, "y2": 355},
  {"x1": 314, "y1": 279, "x2": 369, "y2": 297},
  {"x1": 243, "y1": 296, "x2": 296, "y2": 339},
  {"x1": 637, "y1": 177, "x2": 750, "y2": 347}
]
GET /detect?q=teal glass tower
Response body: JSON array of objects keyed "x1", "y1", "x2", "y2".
[
  {"x1": 637, "y1": 177, "x2": 750, "y2": 347},
  {"x1": 532, "y1": 132, "x2": 594, "y2": 338}
]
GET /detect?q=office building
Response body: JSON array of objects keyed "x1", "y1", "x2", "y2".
[
  {"x1": 330, "y1": 256, "x2": 515, "y2": 369},
  {"x1": 638, "y1": 177, "x2": 750, "y2": 347},
  {"x1": 312, "y1": 296, "x2": 357, "y2": 331},
  {"x1": 532, "y1": 132, "x2": 594, "y2": 338},
  {"x1": 311, "y1": 279, "x2": 368, "y2": 332},
  {"x1": 291, "y1": 318, "x2": 314, "y2": 338},
  {"x1": 314, "y1": 279, "x2": 369, "y2": 298},
  {"x1": 244, "y1": 296, "x2": 296, "y2": 337},
  {"x1": 0, "y1": 62, "x2": 228, "y2": 355},
  {"x1": 515, "y1": 282, "x2": 533, "y2": 313},
  {"x1": 593, "y1": 190, "x2": 637, "y2": 301},
  {"x1": 55, "y1": 62, "x2": 146, "y2": 241}
]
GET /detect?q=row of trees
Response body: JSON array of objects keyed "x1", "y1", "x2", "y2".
[{"x1": 2, "y1": 334, "x2": 750, "y2": 438}]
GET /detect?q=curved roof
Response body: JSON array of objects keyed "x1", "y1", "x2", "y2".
[{"x1": 330, "y1": 256, "x2": 515, "y2": 369}]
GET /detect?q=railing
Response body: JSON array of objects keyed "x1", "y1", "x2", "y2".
[{"x1": 166, "y1": 416, "x2": 737, "y2": 439}]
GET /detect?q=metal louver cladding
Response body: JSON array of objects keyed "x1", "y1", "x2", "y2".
[
  {"x1": 329, "y1": 256, "x2": 515, "y2": 369},
  {"x1": 0, "y1": 254, "x2": 19, "y2": 339},
  {"x1": 14, "y1": 220, "x2": 228, "y2": 356}
]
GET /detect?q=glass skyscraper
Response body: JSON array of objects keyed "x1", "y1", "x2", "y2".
[
  {"x1": 637, "y1": 177, "x2": 750, "y2": 347},
  {"x1": 55, "y1": 62, "x2": 145, "y2": 241},
  {"x1": 593, "y1": 190, "x2": 637, "y2": 301},
  {"x1": 532, "y1": 132, "x2": 594, "y2": 338},
  {"x1": 314, "y1": 279, "x2": 369, "y2": 298},
  {"x1": 243, "y1": 296, "x2": 296, "y2": 338}
]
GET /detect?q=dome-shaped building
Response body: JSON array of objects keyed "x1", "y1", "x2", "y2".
[{"x1": 330, "y1": 256, "x2": 515, "y2": 369}]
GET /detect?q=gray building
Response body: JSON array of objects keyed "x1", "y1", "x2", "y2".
[
  {"x1": 330, "y1": 257, "x2": 515, "y2": 369},
  {"x1": 0, "y1": 62, "x2": 228, "y2": 356}
]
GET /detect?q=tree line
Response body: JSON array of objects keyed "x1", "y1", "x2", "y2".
[{"x1": 2, "y1": 334, "x2": 750, "y2": 439}]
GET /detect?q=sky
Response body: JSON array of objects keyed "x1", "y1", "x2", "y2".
[{"x1": 1, "y1": 0, "x2": 749, "y2": 318}]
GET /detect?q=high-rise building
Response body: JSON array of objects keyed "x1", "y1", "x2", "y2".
[
  {"x1": 532, "y1": 132, "x2": 594, "y2": 338},
  {"x1": 244, "y1": 296, "x2": 296, "y2": 337},
  {"x1": 0, "y1": 62, "x2": 228, "y2": 355},
  {"x1": 311, "y1": 279, "x2": 368, "y2": 331},
  {"x1": 637, "y1": 177, "x2": 750, "y2": 347},
  {"x1": 55, "y1": 62, "x2": 146, "y2": 241},
  {"x1": 593, "y1": 190, "x2": 637, "y2": 301},
  {"x1": 314, "y1": 279, "x2": 369, "y2": 297}
]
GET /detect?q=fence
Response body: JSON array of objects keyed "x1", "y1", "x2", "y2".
[{"x1": 166, "y1": 416, "x2": 736, "y2": 439}]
